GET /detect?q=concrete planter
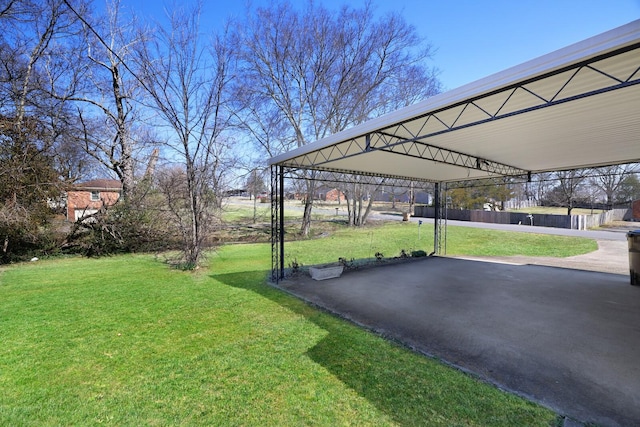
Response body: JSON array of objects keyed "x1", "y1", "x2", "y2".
[{"x1": 309, "y1": 265, "x2": 344, "y2": 281}]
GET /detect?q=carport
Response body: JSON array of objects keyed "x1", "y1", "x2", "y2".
[
  {"x1": 268, "y1": 19, "x2": 640, "y2": 281},
  {"x1": 268, "y1": 20, "x2": 640, "y2": 426}
]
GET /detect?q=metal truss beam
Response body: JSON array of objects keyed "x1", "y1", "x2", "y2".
[
  {"x1": 444, "y1": 174, "x2": 532, "y2": 190},
  {"x1": 370, "y1": 131, "x2": 527, "y2": 176},
  {"x1": 375, "y1": 43, "x2": 640, "y2": 147},
  {"x1": 281, "y1": 167, "x2": 433, "y2": 189},
  {"x1": 279, "y1": 131, "x2": 527, "y2": 178},
  {"x1": 278, "y1": 136, "x2": 367, "y2": 169}
]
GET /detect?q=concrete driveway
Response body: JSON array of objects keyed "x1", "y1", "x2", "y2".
[{"x1": 278, "y1": 257, "x2": 640, "y2": 427}]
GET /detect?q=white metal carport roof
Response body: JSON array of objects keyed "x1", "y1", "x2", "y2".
[{"x1": 269, "y1": 20, "x2": 640, "y2": 183}]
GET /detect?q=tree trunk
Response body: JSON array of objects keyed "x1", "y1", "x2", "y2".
[
  {"x1": 351, "y1": 185, "x2": 358, "y2": 226},
  {"x1": 188, "y1": 176, "x2": 200, "y2": 267},
  {"x1": 112, "y1": 61, "x2": 135, "y2": 199},
  {"x1": 144, "y1": 149, "x2": 159, "y2": 179},
  {"x1": 345, "y1": 189, "x2": 353, "y2": 225},
  {"x1": 119, "y1": 134, "x2": 135, "y2": 198},
  {"x1": 300, "y1": 179, "x2": 316, "y2": 236},
  {"x1": 409, "y1": 183, "x2": 415, "y2": 215},
  {"x1": 301, "y1": 199, "x2": 313, "y2": 236},
  {"x1": 359, "y1": 195, "x2": 375, "y2": 226}
]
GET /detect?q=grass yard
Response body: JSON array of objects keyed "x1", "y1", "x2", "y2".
[
  {"x1": 222, "y1": 202, "x2": 276, "y2": 222},
  {"x1": 217, "y1": 202, "x2": 329, "y2": 243},
  {"x1": 283, "y1": 221, "x2": 597, "y2": 267},
  {"x1": 0, "y1": 223, "x2": 594, "y2": 425}
]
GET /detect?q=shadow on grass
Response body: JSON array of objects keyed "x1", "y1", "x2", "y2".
[{"x1": 212, "y1": 269, "x2": 555, "y2": 426}]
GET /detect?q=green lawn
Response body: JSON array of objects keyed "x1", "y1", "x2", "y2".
[
  {"x1": 222, "y1": 202, "x2": 275, "y2": 222},
  {"x1": 283, "y1": 221, "x2": 597, "y2": 266},
  {"x1": 0, "y1": 223, "x2": 595, "y2": 425}
]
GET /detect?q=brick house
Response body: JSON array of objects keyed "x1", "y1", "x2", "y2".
[
  {"x1": 633, "y1": 199, "x2": 640, "y2": 220},
  {"x1": 66, "y1": 179, "x2": 122, "y2": 222},
  {"x1": 324, "y1": 188, "x2": 346, "y2": 202}
]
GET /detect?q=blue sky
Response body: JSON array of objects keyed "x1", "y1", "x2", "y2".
[{"x1": 124, "y1": 0, "x2": 639, "y2": 90}]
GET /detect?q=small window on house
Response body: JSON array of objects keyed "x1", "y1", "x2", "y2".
[{"x1": 90, "y1": 191, "x2": 100, "y2": 201}]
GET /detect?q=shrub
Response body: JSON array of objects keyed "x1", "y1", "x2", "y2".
[{"x1": 64, "y1": 188, "x2": 178, "y2": 257}]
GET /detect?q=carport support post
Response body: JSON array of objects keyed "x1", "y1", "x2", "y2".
[
  {"x1": 270, "y1": 165, "x2": 285, "y2": 282},
  {"x1": 278, "y1": 168, "x2": 284, "y2": 278},
  {"x1": 433, "y1": 182, "x2": 440, "y2": 255}
]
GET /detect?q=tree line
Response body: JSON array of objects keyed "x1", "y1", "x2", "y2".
[
  {"x1": 0, "y1": 0, "x2": 440, "y2": 265},
  {"x1": 2, "y1": 1, "x2": 637, "y2": 266},
  {"x1": 445, "y1": 166, "x2": 640, "y2": 215}
]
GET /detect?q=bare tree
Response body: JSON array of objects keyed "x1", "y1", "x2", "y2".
[
  {"x1": 134, "y1": 3, "x2": 235, "y2": 267},
  {"x1": 0, "y1": 0, "x2": 15, "y2": 17},
  {"x1": 547, "y1": 170, "x2": 587, "y2": 215},
  {"x1": 528, "y1": 172, "x2": 553, "y2": 204},
  {"x1": 342, "y1": 179, "x2": 381, "y2": 226},
  {"x1": 246, "y1": 168, "x2": 267, "y2": 200},
  {"x1": 233, "y1": 1, "x2": 440, "y2": 235},
  {"x1": 50, "y1": 0, "x2": 150, "y2": 197},
  {"x1": 0, "y1": 0, "x2": 83, "y2": 128},
  {"x1": 0, "y1": 0, "x2": 86, "y2": 260},
  {"x1": 590, "y1": 164, "x2": 639, "y2": 209},
  {"x1": 244, "y1": 167, "x2": 268, "y2": 223}
]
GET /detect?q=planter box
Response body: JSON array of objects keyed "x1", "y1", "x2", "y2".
[{"x1": 309, "y1": 265, "x2": 344, "y2": 281}]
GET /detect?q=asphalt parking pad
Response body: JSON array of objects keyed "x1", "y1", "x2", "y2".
[{"x1": 278, "y1": 257, "x2": 640, "y2": 426}]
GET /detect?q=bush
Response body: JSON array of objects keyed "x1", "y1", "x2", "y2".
[
  {"x1": 64, "y1": 189, "x2": 179, "y2": 257},
  {"x1": 0, "y1": 203, "x2": 64, "y2": 264}
]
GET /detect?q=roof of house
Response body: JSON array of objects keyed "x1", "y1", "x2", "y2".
[{"x1": 71, "y1": 179, "x2": 123, "y2": 191}]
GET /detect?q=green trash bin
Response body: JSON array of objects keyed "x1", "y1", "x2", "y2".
[{"x1": 627, "y1": 230, "x2": 640, "y2": 286}]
